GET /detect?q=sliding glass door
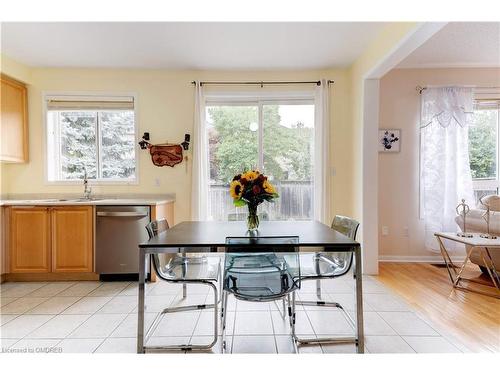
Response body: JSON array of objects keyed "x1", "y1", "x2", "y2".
[{"x1": 206, "y1": 99, "x2": 315, "y2": 221}]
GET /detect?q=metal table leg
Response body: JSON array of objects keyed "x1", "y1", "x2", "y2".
[
  {"x1": 483, "y1": 247, "x2": 500, "y2": 288},
  {"x1": 436, "y1": 235, "x2": 500, "y2": 298},
  {"x1": 137, "y1": 249, "x2": 146, "y2": 354},
  {"x1": 354, "y1": 246, "x2": 364, "y2": 353}
]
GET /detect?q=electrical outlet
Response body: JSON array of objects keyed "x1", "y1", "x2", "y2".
[
  {"x1": 381, "y1": 226, "x2": 389, "y2": 236},
  {"x1": 154, "y1": 178, "x2": 161, "y2": 187},
  {"x1": 331, "y1": 167, "x2": 336, "y2": 177}
]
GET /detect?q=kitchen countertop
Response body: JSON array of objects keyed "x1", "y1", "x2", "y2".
[{"x1": 0, "y1": 194, "x2": 175, "y2": 206}]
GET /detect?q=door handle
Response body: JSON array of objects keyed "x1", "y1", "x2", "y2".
[{"x1": 96, "y1": 212, "x2": 149, "y2": 218}]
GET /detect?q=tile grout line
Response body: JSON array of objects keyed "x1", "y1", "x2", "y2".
[
  {"x1": 26, "y1": 281, "x2": 78, "y2": 298},
  {"x1": 229, "y1": 302, "x2": 237, "y2": 353},
  {"x1": 92, "y1": 313, "x2": 130, "y2": 353},
  {"x1": 26, "y1": 295, "x2": 86, "y2": 315},
  {"x1": 188, "y1": 292, "x2": 208, "y2": 343},
  {"x1": 16, "y1": 282, "x2": 127, "y2": 350},
  {"x1": 268, "y1": 302, "x2": 279, "y2": 354}
]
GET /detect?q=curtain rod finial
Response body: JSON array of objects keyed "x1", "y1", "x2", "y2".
[{"x1": 416, "y1": 85, "x2": 426, "y2": 94}]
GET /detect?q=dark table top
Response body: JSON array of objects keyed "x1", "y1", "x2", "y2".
[{"x1": 140, "y1": 220, "x2": 359, "y2": 249}]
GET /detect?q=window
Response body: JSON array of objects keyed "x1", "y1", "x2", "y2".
[
  {"x1": 46, "y1": 94, "x2": 137, "y2": 182},
  {"x1": 206, "y1": 99, "x2": 315, "y2": 221},
  {"x1": 469, "y1": 100, "x2": 500, "y2": 203}
]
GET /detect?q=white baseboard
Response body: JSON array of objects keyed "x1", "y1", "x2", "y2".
[{"x1": 379, "y1": 255, "x2": 466, "y2": 263}]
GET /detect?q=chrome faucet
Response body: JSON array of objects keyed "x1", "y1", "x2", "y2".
[{"x1": 83, "y1": 168, "x2": 92, "y2": 200}]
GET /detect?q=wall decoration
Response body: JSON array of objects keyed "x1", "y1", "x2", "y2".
[
  {"x1": 379, "y1": 129, "x2": 401, "y2": 152},
  {"x1": 148, "y1": 144, "x2": 183, "y2": 167},
  {"x1": 139, "y1": 132, "x2": 191, "y2": 167}
]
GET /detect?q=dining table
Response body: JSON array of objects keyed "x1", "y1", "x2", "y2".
[{"x1": 136, "y1": 220, "x2": 364, "y2": 353}]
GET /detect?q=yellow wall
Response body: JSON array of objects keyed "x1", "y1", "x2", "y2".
[
  {"x1": 0, "y1": 54, "x2": 32, "y2": 83},
  {"x1": 0, "y1": 60, "x2": 351, "y2": 224},
  {"x1": 348, "y1": 22, "x2": 419, "y2": 220}
]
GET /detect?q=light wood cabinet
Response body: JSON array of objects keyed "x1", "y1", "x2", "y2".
[
  {"x1": 1, "y1": 74, "x2": 29, "y2": 163},
  {"x1": 51, "y1": 206, "x2": 93, "y2": 273},
  {"x1": 1, "y1": 206, "x2": 6, "y2": 277},
  {"x1": 150, "y1": 202, "x2": 174, "y2": 225},
  {"x1": 8, "y1": 206, "x2": 93, "y2": 274},
  {"x1": 9, "y1": 207, "x2": 51, "y2": 273}
]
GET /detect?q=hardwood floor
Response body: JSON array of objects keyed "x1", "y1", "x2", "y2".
[{"x1": 375, "y1": 262, "x2": 500, "y2": 353}]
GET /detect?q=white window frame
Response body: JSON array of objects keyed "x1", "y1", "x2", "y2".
[
  {"x1": 43, "y1": 91, "x2": 140, "y2": 185},
  {"x1": 471, "y1": 99, "x2": 500, "y2": 195},
  {"x1": 205, "y1": 90, "x2": 316, "y2": 172},
  {"x1": 204, "y1": 90, "x2": 317, "y2": 220}
]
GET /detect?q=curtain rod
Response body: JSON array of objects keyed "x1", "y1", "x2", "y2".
[
  {"x1": 416, "y1": 85, "x2": 500, "y2": 94},
  {"x1": 191, "y1": 80, "x2": 334, "y2": 87}
]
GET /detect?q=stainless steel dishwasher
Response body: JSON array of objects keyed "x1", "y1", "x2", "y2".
[{"x1": 96, "y1": 206, "x2": 150, "y2": 278}]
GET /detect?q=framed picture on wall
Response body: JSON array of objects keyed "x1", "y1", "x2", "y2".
[{"x1": 379, "y1": 129, "x2": 401, "y2": 152}]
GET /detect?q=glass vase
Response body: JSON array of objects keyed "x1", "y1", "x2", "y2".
[{"x1": 247, "y1": 203, "x2": 260, "y2": 232}]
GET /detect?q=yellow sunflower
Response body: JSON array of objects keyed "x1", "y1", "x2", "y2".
[
  {"x1": 262, "y1": 180, "x2": 276, "y2": 194},
  {"x1": 229, "y1": 180, "x2": 243, "y2": 199},
  {"x1": 242, "y1": 170, "x2": 259, "y2": 181}
]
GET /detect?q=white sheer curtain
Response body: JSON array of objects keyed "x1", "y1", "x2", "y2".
[
  {"x1": 314, "y1": 79, "x2": 331, "y2": 224},
  {"x1": 190, "y1": 82, "x2": 210, "y2": 220},
  {"x1": 420, "y1": 87, "x2": 475, "y2": 251}
]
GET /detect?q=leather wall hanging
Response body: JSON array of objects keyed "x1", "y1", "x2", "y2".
[
  {"x1": 139, "y1": 133, "x2": 191, "y2": 168},
  {"x1": 148, "y1": 144, "x2": 183, "y2": 167}
]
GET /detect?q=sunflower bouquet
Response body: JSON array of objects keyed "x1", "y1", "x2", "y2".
[{"x1": 229, "y1": 170, "x2": 279, "y2": 231}]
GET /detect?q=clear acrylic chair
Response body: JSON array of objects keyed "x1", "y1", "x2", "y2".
[
  {"x1": 144, "y1": 219, "x2": 221, "y2": 351},
  {"x1": 293, "y1": 215, "x2": 360, "y2": 346},
  {"x1": 221, "y1": 236, "x2": 301, "y2": 353}
]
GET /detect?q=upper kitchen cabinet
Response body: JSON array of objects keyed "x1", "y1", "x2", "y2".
[{"x1": 0, "y1": 74, "x2": 29, "y2": 163}]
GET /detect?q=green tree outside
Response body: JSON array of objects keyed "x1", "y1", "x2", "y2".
[
  {"x1": 207, "y1": 105, "x2": 313, "y2": 183},
  {"x1": 469, "y1": 109, "x2": 498, "y2": 179}
]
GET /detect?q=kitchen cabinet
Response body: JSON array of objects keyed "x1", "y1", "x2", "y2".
[
  {"x1": 151, "y1": 202, "x2": 174, "y2": 225},
  {"x1": 9, "y1": 207, "x2": 51, "y2": 273},
  {"x1": 1, "y1": 74, "x2": 29, "y2": 163},
  {"x1": 3, "y1": 200, "x2": 174, "y2": 281},
  {"x1": 9, "y1": 206, "x2": 93, "y2": 274},
  {"x1": 52, "y1": 206, "x2": 93, "y2": 273},
  {"x1": 1, "y1": 207, "x2": 8, "y2": 278}
]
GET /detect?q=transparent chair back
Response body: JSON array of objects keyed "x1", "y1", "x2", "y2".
[
  {"x1": 223, "y1": 236, "x2": 300, "y2": 302},
  {"x1": 145, "y1": 219, "x2": 172, "y2": 276},
  {"x1": 145, "y1": 219, "x2": 218, "y2": 282},
  {"x1": 327, "y1": 215, "x2": 360, "y2": 276}
]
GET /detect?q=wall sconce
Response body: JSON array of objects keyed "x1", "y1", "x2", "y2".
[
  {"x1": 181, "y1": 134, "x2": 190, "y2": 150},
  {"x1": 139, "y1": 132, "x2": 150, "y2": 150}
]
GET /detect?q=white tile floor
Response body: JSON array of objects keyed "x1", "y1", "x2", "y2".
[{"x1": 0, "y1": 274, "x2": 465, "y2": 354}]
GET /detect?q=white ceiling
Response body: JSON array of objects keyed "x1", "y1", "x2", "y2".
[
  {"x1": 398, "y1": 22, "x2": 500, "y2": 68},
  {"x1": 0, "y1": 22, "x2": 386, "y2": 70}
]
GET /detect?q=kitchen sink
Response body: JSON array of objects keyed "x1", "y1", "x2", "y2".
[
  {"x1": 24, "y1": 198, "x2": 106, "y2": 203},
  {"x1": 69, "y1": 198, "x2": 105, "y2": 202}
]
